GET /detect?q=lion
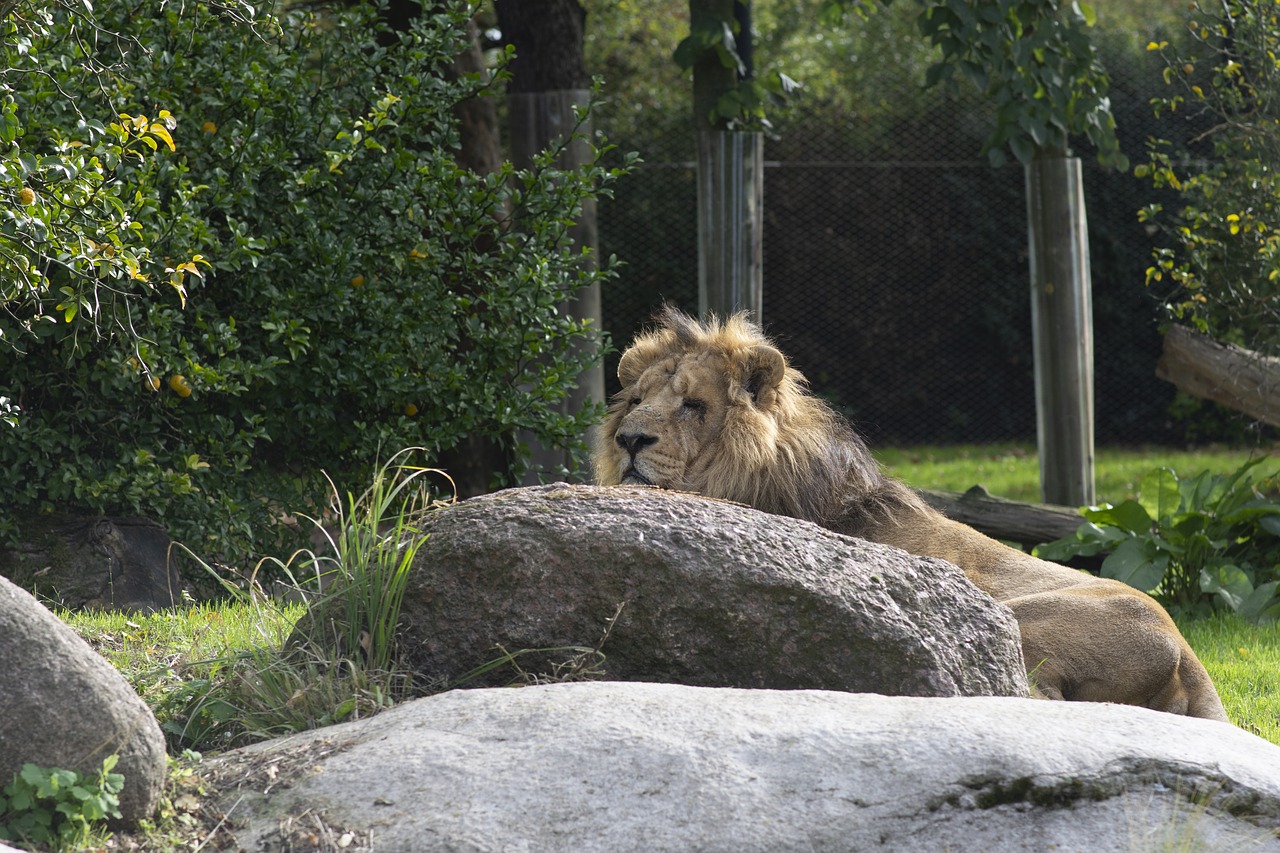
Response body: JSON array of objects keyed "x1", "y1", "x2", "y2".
[{"x1": 594, "y1": 306, "x2": 1229, "y2": 722}]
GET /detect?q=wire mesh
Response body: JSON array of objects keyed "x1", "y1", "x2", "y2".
[{"x1": 596, "y1": 47, "x2": 1192, "y2": 447}]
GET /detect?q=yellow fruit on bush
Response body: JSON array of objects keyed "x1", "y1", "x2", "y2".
[
  {"x1": 403, "y1": 403, "x2": 418, "y2": 416},
  {"x1": 169, "y1": 374, "x2": 192, "y2": 397},
  {"x1": 17, "y1": 187, "x2": 35, "y2": 205},
  {"x1": 201, "y1": 121, "x2": 217, "y2": 134},
  {"x1": 351, "y1": 274, "x2": 365, "y2": 287},
  {"x1": 148, "y1": 376, "x2": 162, "y2": 391}
]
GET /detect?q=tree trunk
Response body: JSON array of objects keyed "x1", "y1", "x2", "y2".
[
  {"x1": 1156, "y1": 324, "x2": 1280, "y2": 428},
  {"x1": 380, "y1": 2, "x2": 512, "y2": 497},
  {"x1": 493, "y1": 0, "x2": 588, "y2": 92},
  {"x1": 494, "y1": 0, "x2": 603, "y2": 486}
]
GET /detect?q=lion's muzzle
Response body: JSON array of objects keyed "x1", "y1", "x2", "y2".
[{"x1": 615, "y1": 428, "x2": 659, "y2": 486}]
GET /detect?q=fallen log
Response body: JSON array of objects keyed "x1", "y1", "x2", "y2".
[
  {"x1": 0, "y1": 515, "x2": 184, "y2": 612},
  {"x1": 918, "y1": 486, "x2": 1083, "y2": 547},
  {"x1": 1156, "y1": 325, "x2": 1280, "y2": 428}
]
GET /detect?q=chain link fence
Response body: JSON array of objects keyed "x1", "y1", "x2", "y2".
[{"x1": 595, "y1": 39, "x2": 1203, "y2": 448}]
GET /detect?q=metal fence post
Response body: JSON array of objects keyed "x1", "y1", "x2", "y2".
[{"x1": 1025, "y1": 150, "x2": 1096, "y2": 507}]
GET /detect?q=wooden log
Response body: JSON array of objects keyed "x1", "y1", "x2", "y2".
[
  {"x1": 1024, "y1": 151, "x2": 1096, "y2": 507},
  {"x1": 1156, "y1": 325, "x2": 1280, "y2": 428},
  {"x1": 0, "y1": 516, "x2": 184, "y2": 612},
  {"x1": 918, "y1": 486, "x2": 1084, "y2": 547}
]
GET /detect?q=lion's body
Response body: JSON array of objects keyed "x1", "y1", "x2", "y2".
[{"x1": 595, "y1": 308, "x2": 1228, "y2": 722}]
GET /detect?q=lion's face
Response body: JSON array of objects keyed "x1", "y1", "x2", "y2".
[
  {"x1": 600, "y1": 349, "x2": 737, "y2": 490},
  {"x1": 595, "y1": 313, "x2": 788, "y2": 497}
]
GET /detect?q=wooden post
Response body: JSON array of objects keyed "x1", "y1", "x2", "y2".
[
  {"x1": 696, "y1": 130, "x2": 763, "y2": 319},
  {"x1": 1025, "y1": 150, "x2": 1096, "y2": 507},
  {"x1": 690, "y1": 0, "x2": 763, "y2": 320}
]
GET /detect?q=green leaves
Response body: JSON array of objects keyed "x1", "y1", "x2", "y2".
[
  {"x1": 0, "y1": 756, "x2": 123, "y2": 847},
  {"x1": 916, "y1": 0, "x2": 1125, "y2": 169},
  {"x1": 1035, "y1": 458, "x2": 1280, "y2": 621},
  {"x1": 674, "y1": 13, "x2": 745, "y2": 76},
  {"x1": 1100, "y1": 536, "x2": 1169, "y2": 594},
  {"x1": 1137, "y1": 0, "x2": 1280, "y2": 358},
  {"x1": 0, "y1": 1, "x2": 627, "y2": 570}
]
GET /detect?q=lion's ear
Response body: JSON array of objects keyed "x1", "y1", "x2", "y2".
[
  {"x1": 617, "y1": 345, "x2": 649, "y2": 388},
  {"x1": 742, "y1": 345, "x2": 787, "y2": 406}
]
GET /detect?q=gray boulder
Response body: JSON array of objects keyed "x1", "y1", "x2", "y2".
[
  {"x1": 204, "y1": 681, "x2": 1280, "y2": 852},
  {"x1": 0, "y1": 576, "x2": 167, "y2": 822},
  {"x1": 393, "y1": 483, "x2": 1026, "y2": 697}
]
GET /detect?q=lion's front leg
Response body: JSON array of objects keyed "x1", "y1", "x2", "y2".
[{"x1": 1003, "y1": 586, "x2": 1228, "y2": 723}]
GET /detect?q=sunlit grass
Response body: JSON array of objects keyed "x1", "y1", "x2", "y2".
[
  {"x1": 69, "y1": 590, "x2": 1280, "y2": 748},
  {"x1": 1176, "y1": 612, "x2": 1280, "y2": 745},
  {"x1": 68, "y1": 599, "x2": 305, "y2": 743},
  {"x1": 874, "y1": 442, "x2": 1267, "y2": 505},
  {"x1": 57, "y1": 443, "x2": 1278, "y2": 763}
]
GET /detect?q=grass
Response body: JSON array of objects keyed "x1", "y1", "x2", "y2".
[
  {"x1": 874, "y1": 442, "x2": 1266, "y2": 506},
  {"x1": 71, "y1": 599, "x2": 306, "y2": 749},
  {"x1": 69, "y1": 593, "x2": 1280, "y2": 753},
  {"x1": 1176, "y1": 611, "x2": 1280, "y2": 743}
]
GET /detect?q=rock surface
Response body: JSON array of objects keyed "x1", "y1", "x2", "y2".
[
  {"x1": 0, "y1": 575, "x2": 167, "y2": 822},
  {"x1": 204, "y1": 681, "x2": 1280, "y2": 852},
  {"x1": 393, "y1": 483, "x2": 1026, "y2": 697}
]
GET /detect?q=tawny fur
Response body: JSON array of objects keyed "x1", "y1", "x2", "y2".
[{"x1": 594, "y1": 307, "x2": 1229, "y2": 722}]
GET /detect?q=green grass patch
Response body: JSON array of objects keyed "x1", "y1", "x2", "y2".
[
  {"x1": 69, "y1": 599, "x2": 305, "y2": 747},
  {"x1": 874, "y1": 442, "x2": 1263, "y2": 506},
  {"x1": 52, "y1": 443, "x2": 1278, "y2": 775},
  {"x1": 1177, "y1": 612, "x2": 1280, "y2": 744}
]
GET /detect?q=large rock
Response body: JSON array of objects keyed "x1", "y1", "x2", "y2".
[
  {"x1": 203, "y1": 682, "x2": 1280, "y2": 852},
  {"x1": 0, "y1": 576, "x2": 167, "y2": 822},
  {"x1": 393, "y1": 484, "x2": 1026, "y2": 697},
  {"x1": 0, "y1": 515, "x2": 183, "y2": 612}
]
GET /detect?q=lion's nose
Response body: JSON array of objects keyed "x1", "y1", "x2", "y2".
[{"x1": 616, "y1": 430, "x2": 658, "y2": 456}]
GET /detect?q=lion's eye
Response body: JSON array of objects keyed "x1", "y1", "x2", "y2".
[{"x1": 681, "y1": 398, "x2": 706, "y2": 414}]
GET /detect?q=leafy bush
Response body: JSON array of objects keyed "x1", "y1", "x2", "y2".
[
  {"x1": 0, "y1": 3, "x2": 208, "y2": 346},
  {"x1": 0, "y1": 756, "x2": 123, "y2": 848},
  {"x1": 0, "y1": 1, "x2": 628, "y2": 566},
  {"x1": 1137, "y1": 0, "x2": 1280, "y2": 353},
  {"x1": 1036, "y1": 459, "x2": 1280, "y2": 621}
]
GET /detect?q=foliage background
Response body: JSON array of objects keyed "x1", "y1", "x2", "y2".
[
  {"x1": 1138, "y1": 0, "x2": 1280, "y2": 358},
  {"x1": 0, "y1": 1, "x2": 623, "y2": 564}
]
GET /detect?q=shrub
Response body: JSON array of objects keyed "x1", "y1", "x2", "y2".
[
  {"x1": 0, "y1": 3, "x2": 208, "y2": 347},
  {"x1": 1138, "y1": 0, "x2": 1280, "y2": 353},
  {"x1": 1036, "y1": 458, "x2": 1280, "y2": 621},
  {"x1": 0, "y1": 1, "x2": 629, "y2": 566}
]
